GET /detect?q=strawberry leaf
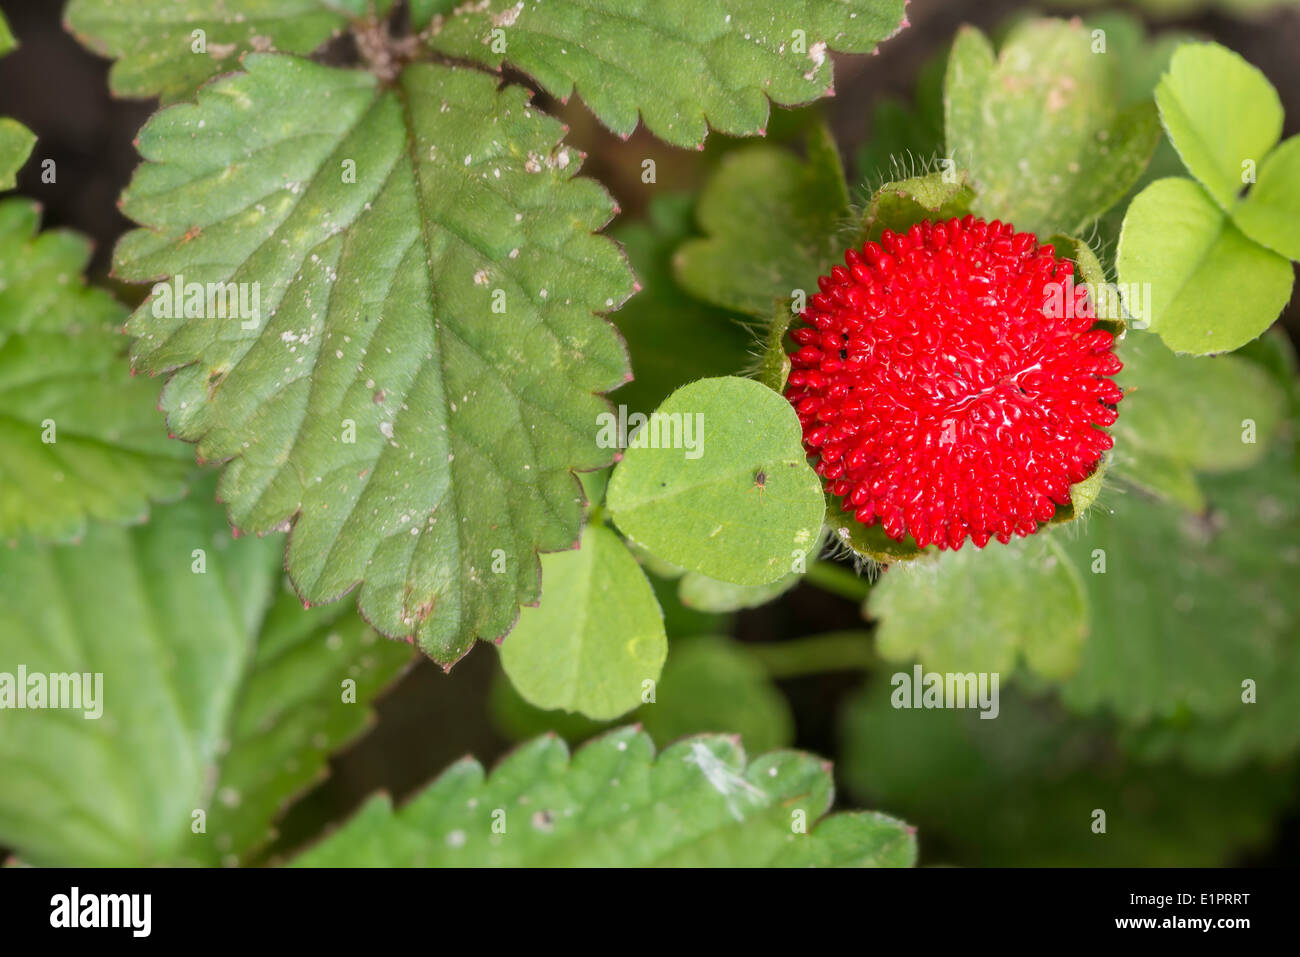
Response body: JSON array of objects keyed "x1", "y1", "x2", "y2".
[
  {"x1": 606, "y1": 377, "x2": 825, "y2": 586},
  {"x1": 1056, "y1": 439, "x2": 1300, "y2": 745},
  {"x1": 943, "y1": 19, "x2": 1161, "y2": 237},
  {"x1": 0, "y1": 199, "x2": 192, "y2": 542},
  {"x1": 1118, "y1": 41, "x2": 1300, "y2": 355},
  {"x1": 428, "y1": 0, "x2": 908, "y2": 148},
  {"x1": 64, "y1": 0, "x2": 363, "y2": 101},
  {"x1": 197, "y1": 585, "x2": 413, "y2": 865},
  {"x1": 1116, "y1": 177, "x2": 1293, "y2": 355},
  {"x1": 1154, "y1": 42, "x2": 1283, "y2": 210},
  {"x1": 113, "y1": 55, "x2": 633, "y2": 664},
  {"x1": 867, "y1": 533, "x2": 1088, "y2": 680},
  {"x1": 0, "y1": 486, "x2": 412, "y2": 866},
  {"x1": 674, "y1": 124, "x2": 851, "y2": 318},
  {"x1": 1109, "y1": 328, "x2": 1285, "y2": 510},
  {"x1": 1119, "y1": 635, "x2": 1300, "y2": 772},
  {"x1": 1233, "y1": 135, "x2": 1300, "y2": 260},
  {"x1": 499, "y1": 524, "x2": 666, "y2": 721},
  {"x1": 292, "y1": 726, "x2": 916, "y2": 866}
]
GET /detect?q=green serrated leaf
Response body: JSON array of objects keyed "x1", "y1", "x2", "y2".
[
  {"x1": 65, "y1": 0, "x2": 357, "y2": 102},
  {"x1": 841, "y1": 679, "x2": 1292, "y2": 866},
  {"x1": 113, "y1": 55, "x2": 634, "y2": 665},
  {"x1": 606, "y1": 377, "x2": 825, "y2": 586},
  {"x1": 1155, "y1": 41, "x2": 1283, "y2": 210},
  {"x1": 1120, "y1": 623, "x2": 1300, "y2": 772},
  {"x1": 1056, "y1": 444, "x2": 1300, "y2": 747},
  {"x1": 942, "y1": 25, "x2": 995, "y2": 173},
  {"x1": 1233, "y1": 135, "x2": 1300, "y2": 260},
  {"x1": 674, "y1": 127, "x2": 851, "y2": 318},
  {"x1": 867, "y1": 533, "x2": 1088, "y2": 680},
  {"x1": 943, "y1": 19, "x2": 1161, "y2": 237},
  {"x1": 0, "y1": 199, "x2": 193, "y2": 542},
  {"x1": 1109, "y1": 328, "x2": 1284, "y2": 508},
  {"x1": 1116, "y1": 177, "x2": 1293, "y2": 355},
  {"x1": 500, "y1": 524, "x2": 666, "y2": 721},
  {"x1": 293, "y1": 726, "x2": 916, "y2": 866},
  {"x1": 428, "y1": 0, "x2": 907, "y2": 148},
  {"x1": 608, "y1": 194, "x2": 752, "y2": 415},
  {"x1": 0, "y1": 486, "x2": 411, "y2": 866},
  {"x1": 187, "y1": 585, "x2": 413, "y2": 864}
]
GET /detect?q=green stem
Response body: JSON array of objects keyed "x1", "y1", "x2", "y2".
[
  {"x1": 745, "y1": 631, "x2": 875, "y2": 679},
  {"x1": 804, "y1": 560, "x2": 872, "y2": 603}
]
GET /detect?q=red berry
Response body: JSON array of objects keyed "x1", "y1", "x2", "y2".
[{"x1": 784, "y1": 215, "x2": 1122, "y2": 551}]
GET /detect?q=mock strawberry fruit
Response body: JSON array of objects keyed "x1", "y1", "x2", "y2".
[{"x1": 785, "y1": 215, "x2": 1122, "y2": 551}]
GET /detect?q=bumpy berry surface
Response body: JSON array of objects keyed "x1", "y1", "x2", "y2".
[{"x1": 785, "y1": 216, "x2": 1122, "y2": 551}]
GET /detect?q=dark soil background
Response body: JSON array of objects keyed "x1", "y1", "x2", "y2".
[{"x1": 1, "y1": 0, "x2": 1297, "y2": 865}]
